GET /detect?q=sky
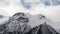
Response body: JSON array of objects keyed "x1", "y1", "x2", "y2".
[{"x1": 0, "y1": 0, "x2": 60, "y2": 26}]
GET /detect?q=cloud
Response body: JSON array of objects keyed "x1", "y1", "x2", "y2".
[{"x1": 30, "y1": 4, "x2": 60, "y2": 22}]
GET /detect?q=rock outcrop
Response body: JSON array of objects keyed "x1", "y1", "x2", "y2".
[
  {"x1": 0, "y1": 12, "x2": 59, "y2": 34},
  {"x1": 3, "y1": 12, "x2": 31, "y2": 34},
  {"x1": 26, "y1": 23, "x2": 60, "y2": 34}
]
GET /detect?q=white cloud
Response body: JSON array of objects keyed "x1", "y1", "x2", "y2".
[{"x1": 30, "y1": 5, "x2": 60, "y2": 22}]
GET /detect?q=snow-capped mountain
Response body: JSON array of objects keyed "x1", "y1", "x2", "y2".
[{"x1": 26, "y1": 23, "x2": 60, "y2": 34}]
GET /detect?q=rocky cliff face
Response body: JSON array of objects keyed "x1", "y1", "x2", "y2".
[
  {"x1": 26, "y1": 23, "x2": 60, "y2": 34},
  {"x1": 0, "y1": 12, "x2": 59, "y2": 34}
]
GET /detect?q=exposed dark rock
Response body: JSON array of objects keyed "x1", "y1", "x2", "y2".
[
  {"x1": 2, "y1": 12, "x2": 30, "y2": 34},
  {"x1": 0, "y1": 25, "x2": 5, "y2": 32},
  {"x1": 1, "y1": 12, "x2": 60, "y2": 34},
  {"x1": 0, "y1": 15, "x2": 3, "y2": 19},
  {"x1": 37, "y1": 23, "x2": 60, "y2": 34},
  {"x1": 39, "y1": 14, "x2": 46, "y2": 20},
  {"x1": 25, "y1": 26, "x2": 39, "y2": 34},
  {"x1": 26, "y1": 23, "x2": 60, "y2": 34},
  {"x1": 13, "y1": 12, "x2": 24, "y2": 17},
  {"x1": 12, "y1": 12, "x2": 29, "y2": 22}
]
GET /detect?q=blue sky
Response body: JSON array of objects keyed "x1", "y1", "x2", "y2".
[
  {"x1": 21, "y1": 0, "x2": 60, "y2": 9},
  {"x1": 21, "y1": 0, "x2": 32, "y2": 9}
]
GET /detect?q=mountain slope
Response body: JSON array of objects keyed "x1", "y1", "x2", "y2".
[{"x1": 26, "y1": 23, "x2": 60, "y2": 34}]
